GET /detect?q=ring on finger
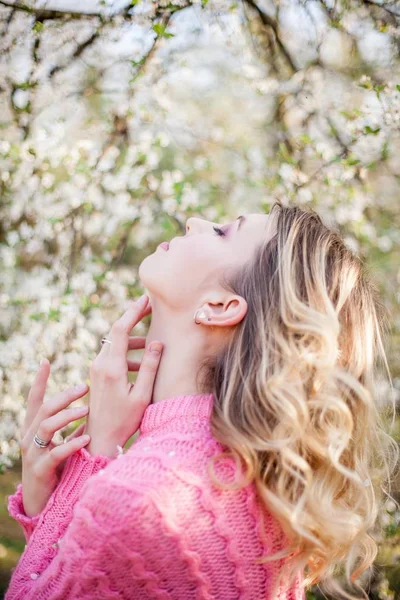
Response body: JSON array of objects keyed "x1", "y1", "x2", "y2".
[
  {"x1": 101, "y1": 337, "x2": 112, "y2": 346},
  {"x1": 33, "y1": 432, "x2": 52, "y2": 449}
]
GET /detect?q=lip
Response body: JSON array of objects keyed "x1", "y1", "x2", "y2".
[{"x1": 158, "y1": 241, "x2": 169, "y2": 251}]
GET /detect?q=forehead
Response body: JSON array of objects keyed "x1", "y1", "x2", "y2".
[
  {"x1": 235, "y1": 212, "x2": 276, "y2": 249},
  {"x1": 243, "y1": 213, "x2": 273, "y2": 234}
]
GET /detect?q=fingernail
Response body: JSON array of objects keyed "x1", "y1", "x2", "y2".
[
  {"x1": 40, "y1": 358, "x2": 46, "y2": 366},
  {"x1": 137, "y1": 294, "x2": 148, "y2": 305},
  {"x1": 74, "y1": 383, "x2": 87, "y2": 393},
  {"x1": 149, "y1": 342, "x2": 162, "y2": 355},
  {"x1": 73, "y1": 405, "x2": 89, "y2": 413},
  {"x1": 81, "y1": 435, "x2": 90, "y2": 443}
]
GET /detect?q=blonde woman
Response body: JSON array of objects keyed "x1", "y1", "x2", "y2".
[{"x1": 6, "y1": 200, "x2": 398, "y2": 599}]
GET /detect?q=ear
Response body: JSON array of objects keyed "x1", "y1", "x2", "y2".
[{"x1": 201, "y1": 295, "x2": 248, "y2": 328}]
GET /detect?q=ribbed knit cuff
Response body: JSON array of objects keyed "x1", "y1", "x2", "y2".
[
  {"x1": 7, "y1": 483, "x2": 40, "y2": 543},
  {"x1": 7, "y1": 447, "x2": 114, "y2": 543}
]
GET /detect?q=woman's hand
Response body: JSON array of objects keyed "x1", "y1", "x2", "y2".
[
  {"x1": 84, "y1": 294, "x2": 163, "y2": 458},
  {"x1": 20, "y1": 360, "x2": 92, "y2": 518}
]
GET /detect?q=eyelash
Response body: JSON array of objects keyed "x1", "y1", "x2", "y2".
[{"x1": 213, "y1": 226, "x2": 226, "y2": 237}]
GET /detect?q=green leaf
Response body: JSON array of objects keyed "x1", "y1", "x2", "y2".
[
  {"x1": 16, "y1": 81, "x2": 37, "y2": 90},
  {"x1": 329, "y1": 123, "x2": 339, "y2": 138},
  {"x1": 299, "y1": 133, "x2": 312, "y2": 145},
  {"x1": 152, "y1": 23, "x2": 175, "y2": 38},
  {"x1": 48, "y1": 308, "x2": 61, "y2": 321},
  {"x1": 364, "y1": 125, "x2": 380, "y2": 135},
  {"x1": 162, "y1": 3, "x2": 183, "y2": 11},
  {"x1": 93, "y1": 273, "x2": 107, "y2": 283},
  {"x1": 130, "y1": 57, "x2": 146, "y2": 68},
  {"x1": 374, "y1": 84, "x2": 385, "y2": 99},
  {"x1": 340, "y1": 109, "x2": 362, "y2": 120},
  {"x1": 32, "y1": 21, "x2": 44, "y2": 33},
  {"x1": 173, "y1": 180, "x2": 185, "y2": 204},
  {"x1": 396, "y1": 84, "x2": 400, "y2": 92},
  {"x1": 80, "y1": 296, "x2": 98, "y2": 315},
  {"x1": 384, "y1": 523, "x2": 398, "y2": 538},
  {"x1": 9, "y1": 298, "x2": 29, "y2": 306},
  {"x1": 30, "y1": 308, "x2": 60, "y2": 322},
  {"x1": 129, "y1": 72, "x2": 144, "y2": 84},
  {"x1": 29, "y1": 312, "x2": 45, "y2": 321},
  {"x1": 82, "y1": 202, "x2": 94, "y2": 214},
  {"x1": 358, "y1": 81, "x2": 372, "y2": 90},
  {"x1": 343, "y1": 154, "x2": 360, "y2": 166}
]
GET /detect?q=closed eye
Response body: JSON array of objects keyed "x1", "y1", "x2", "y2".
[{"x1": 213, "y1": 225, "x2": 226, "y2": 237}]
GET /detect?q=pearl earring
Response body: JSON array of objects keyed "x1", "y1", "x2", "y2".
[{"x1": 194, "y1": 309, "x2": 211, "y2": 324}]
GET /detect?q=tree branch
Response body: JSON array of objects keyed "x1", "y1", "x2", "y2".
[
  {"x1": 49, "y1": 28, "x2": 101, "y2": 78},
  {"x1": 242, "y1": 0, "x2": 296, "y2": 73},
  {"x1": 363, "y1": 0, "x2": 400, "y2": 18},
  {"x1": 0, "y1": 0, "x2": 92, "y2": 19}
]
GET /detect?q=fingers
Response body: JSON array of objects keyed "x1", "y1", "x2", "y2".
[
  {"x1": 53, "y1": 423, "x2": 87, "y2": 478},
  {"x1": 23, "y1": 383, "x2": 89, "y2": 447},
  {"x1": 128, "y1": 336, "x2": 147, "y2": 350},
  {"x1": 129, "y1": 341, "x2": 163, "y2": 406},
  {"x1": 98, "y1": 296, "x2": 150, "y2": 363},
  {"x1": 22, "y1": 359, "x2": 51, "y2": 438},
  {"x1": 110, "y1": 295, "x2": 149, "y2": 357},
  {"x1": 127, "y1": 337, "x2": 147, "y2": 371},
  {"x1": 127, "y1": 359, "x2": 141, "y2": 371},
  {"x1": 34, "y1": 405, "x2": 89, "y2": 448},
  {"x1": 63, "y1": 422, "x2": 86, "y2": 443},
  {"x1": 42, "y1": 434, "x2": 91, "y2": 473}
]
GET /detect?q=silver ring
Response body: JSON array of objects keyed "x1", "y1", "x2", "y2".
[
  {"x1": 33, "y1": 433, "x2": 51, "y2": 449},
  {"x1": 101, "y1": 337, "x2": 112, "y2": 345}
]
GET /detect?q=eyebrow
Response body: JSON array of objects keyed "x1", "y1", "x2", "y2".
[{"x1": 237, "y1": 215, "x2": 245, "y2": 231}]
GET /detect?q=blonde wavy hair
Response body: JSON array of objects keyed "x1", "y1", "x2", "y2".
[{"x1": 197, "y1": 200, "x2": 399, "y2": 599}]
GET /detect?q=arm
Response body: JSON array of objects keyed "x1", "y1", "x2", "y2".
[
  {"x1": 5, "y1": 471, "x2": 194, "y2": 600},
  {"x1": 7, "y1": 446, "x2": 113, "y2": 544}
]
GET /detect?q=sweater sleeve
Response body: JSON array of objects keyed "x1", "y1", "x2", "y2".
[
  {"x1": 7, "y1": 483, "x2": 41, "y2": 544},
  {"x1": 5, "y1": 471, "x2": 206, "y2": 600},
  {"x1": 6, "y1": 446, "x2": 114, "y2": 545}
]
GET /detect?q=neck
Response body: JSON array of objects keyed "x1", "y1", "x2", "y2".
[{"x1": 144, "y1": 302, "x2": 214, "y2": 404}]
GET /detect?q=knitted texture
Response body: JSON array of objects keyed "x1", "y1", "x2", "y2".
[{"x1": 6, "y1": 393, "x2": 306, "y2": 599}]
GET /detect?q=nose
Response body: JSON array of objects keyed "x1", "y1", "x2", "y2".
[{"x1": 186, "y1": 217, "x2": 209, "y2": 234}]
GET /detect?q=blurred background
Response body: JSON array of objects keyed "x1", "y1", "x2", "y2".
[{"x1": 0, "y1": 0, "x2": 399, "y2": 597}]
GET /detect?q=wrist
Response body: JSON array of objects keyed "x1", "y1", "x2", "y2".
[{"x1": 85, "y1": 439, "x2": 124, "y2": 459}]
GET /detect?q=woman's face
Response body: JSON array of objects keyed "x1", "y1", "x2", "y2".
[{"x1": 139, "y1": 213, "x2": 274, "y2": 309}]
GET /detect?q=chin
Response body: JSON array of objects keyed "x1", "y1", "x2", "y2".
[
  {"x1": 138, "y1": 254, "x2": 164, "y2": 290},
  {"x1": 138, "y1": 257, "x2": 150, "y2": 284}
]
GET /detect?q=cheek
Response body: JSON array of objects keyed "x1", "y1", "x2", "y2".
[
  {"x1": 172, "y1": 240, "x2": 223, "y2": 275},
  {"x1": 138, "y1": 239, "x2": 224, "y2": 304},
  {"x1": 169, "y1": 247, "x2": 208, "y2": 284},
  {"x1": 138, "y1": 246, "x2": 204, "y2": 300}
]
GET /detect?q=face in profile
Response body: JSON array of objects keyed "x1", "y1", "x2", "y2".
[{"x1": 139, "y1": 213, "x2": 275, "y2": 311}]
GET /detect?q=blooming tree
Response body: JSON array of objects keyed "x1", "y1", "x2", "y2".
[{"x1": 0, "y1": 1, "x2": 399, "y2": 592}]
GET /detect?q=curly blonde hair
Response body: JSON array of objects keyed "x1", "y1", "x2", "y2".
[{"x1": 197, "y1": 200, "x2": 399, "y2": 599}]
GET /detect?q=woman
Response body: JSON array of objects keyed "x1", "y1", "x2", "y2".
[{"x1": 6, "y1": 200, "x2": 398, "y2": 599}]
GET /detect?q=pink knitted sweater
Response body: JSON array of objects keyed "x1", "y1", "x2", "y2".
[{"x1": 6, "y1": 393, "x2": 305, "y2": 599}]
